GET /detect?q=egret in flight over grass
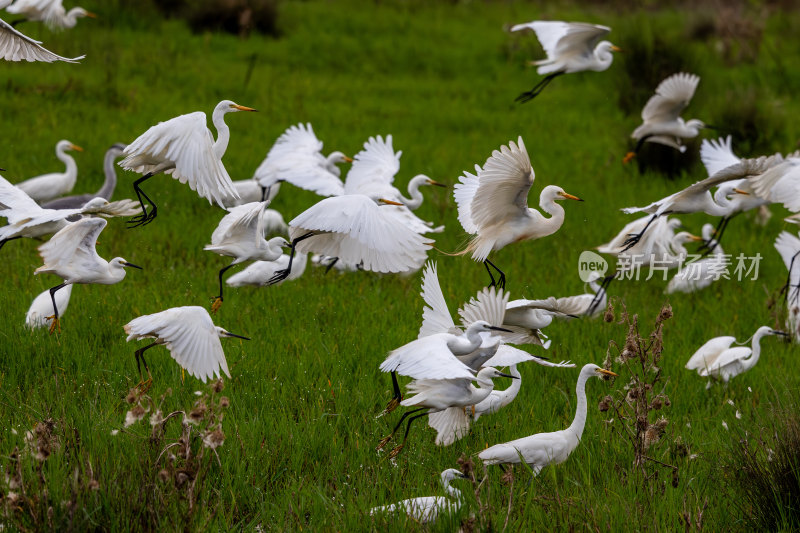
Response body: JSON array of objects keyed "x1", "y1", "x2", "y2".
[
  {"x1": 124, "y1": 306, "x2": 250, "y2": 385},
  {"x1": 453, "y1": 137, "x2": 582, "y2": 289},
  {"x1": 42, "y1": 143, "x2": 126, "y2": 209},
  {"x1": 5, "y1": 0, "x2": 96, "y2": 30},
  {"x1": 686, "y1": 326, "x2": 788, "y2": 387},
  {"x1": 34, "y1": 218, "x2": 142, "y2": 333},
  {"x1": 119, "y1": 99, "x2": 257, "y2": 227},
  {"x1": 511, "y1": 21, "x2": 620, "y2": 103},
  {"x1": 0, "y1": 16, "x2": 83, "y2": 62},
  {"x1": 478, "y1": 363, "x2": 616, "y2": 475},
  {"x1": 14, "y1": 140, "x2": 82, "y2": 202},
  {"x1": 370, "y1": 469, "x2": 468, "y2": 524}
]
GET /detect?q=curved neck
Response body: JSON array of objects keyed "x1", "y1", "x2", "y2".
[
  {"x1": 211, "y1": 107, "x2": 232, "y2": 159},
  {"x1": 705, "y1": 192, "x2": 733, "y2": 216},
  {"x1": 98, "y1": 150, "x2": 119, "y2": 200},
  {"x1": 535, "y1": 194, "x2": 566, "y2": 236},
  {"x1": 495, "y1": 365, "x2": 522, "y2": 407},
  {"x1": 588, "y1": 279, "x2": 601, "y2": 293},
  {"x1": 471, "y1": 373, "x2": 498, "y2": 404},
  {"x1": 567, "y1": 371, "x2": 590, "y2": 438},
  {"x1": 401, "y1": 176, "x2": 427, "y2": 210},
  {"x1": 57, "y1": 145, "x2": 78, "y2": 185},
  {"x1": 445, "y1": 482, "x2": 462, "y2": 500},
  {"x1": 744, "y1": 330, "x2": 769, "y2": 370}
]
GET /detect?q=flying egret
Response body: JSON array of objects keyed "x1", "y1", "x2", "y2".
[
  {"x1": 6, "y1": 0, "x2": 96, "y2": 30},
  {"x1": 370, "y1": 469, "x2": 468, "y2": 523},
  {"x1": 42, "y1": 143, "x2": 126, "y2": 209},
  {"x1": 119, "y1": 99, "x2": 257, "y2": 227},
  {"x1": 428, "y1": 347, "x2": 574, "y2": 446},
  {"x1": 253, "y1": 122, "x2": 351, "y2": 200},
  {"x1": 0, "y1": 16, "x2": 83, "y2": 62},
  {"x1": 624, "y1": 73, "x2": 707, "y2": 163},
  {"x1": 510, "y1": 21, "x2": 620, "y2": 103},
  {"x1": 0, "y1": 175, "x2": 141, "y2": 250},
  {"x1": 746, "y1": 153, "x2": 800, "y2": 214},
  {"x1": 453, "y1": 137, "x2": 582, "y2": 288},
  {"x1": 226, "y1": 251, "x2": 308, "y2": 287},
  {"x1": 14, "y1": 140, "x2": 82, "y2": 202},
  {"x1": 775, "y1": 230, "x2": 800, "y2": 341},
  {"x1": 378, "y1": 366, "x2": 516, "y2": 457},
  {"x1": 25, "y1": 284, "x2": 72, "y2": 329},
  {"x1": 686, "y1": 326, "x2": 788, "y2": 386},
  {"x1": 124, "y1": 306, "x2": 249, "y2": 384},
  {"x1": 204, "y1": 201, "x2": 290, "y2": 310},
  {"x1": 666, "y1": 224, "x2": 725, "y2": 294},
  {"x1": 264, "y1": 195, "x2": 431, "y2": 285},
  {"x1": 34, "y1": 218, "x2": 142, "y2": 333},
  {"x1": 478, "y1": 363, "x2": 617, "y2": 474}
]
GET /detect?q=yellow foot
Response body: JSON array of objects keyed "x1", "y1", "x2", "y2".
[
  {"x1": 383, "y1": 397, "x2": 400, "y2": 414},
  {"x1": 622, "y1": 152, "x2": 636, "y2": 165},
  {"x1": 46, "y1": 315, "x2": 61, "y2": 335},
  {"x1": 376, "y1": 435, "x2": 393, "y2": 451},
  {"x1": 137, "y1": 377, "x2": 153, "y2": 394},
  {"x1": 388, "y1": 444, "x2": 405, "y2": 459},
  {"x1": 210, "y1": 297, "x2": 223, "y2": 313}
]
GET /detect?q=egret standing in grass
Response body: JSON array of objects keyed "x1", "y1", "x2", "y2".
[
  {"x1": 14, "y1": 140, "x2": 82, "y2": 202},
  {"x1": 119, "y1": 100, "x2": 257, "y2": 226},
  {"x1": 510, "y1": 21, "x2": 620, "y2": 103},
  {"x1": 478, "y1": 363, "x2": 616, "y2": 475},
  {"x1": 124, "y1": 306, "x2": 249, "y2": 385},
  {"x1": 42, "y1": 143, "x2": 126, "y2": 209},
  {"x1": 370, "y1": 469, "x2": 468, "y2": 523},
  {"x1": 34, "y1": 218, "x2": 141, "y2": 333},
  {"x1": 453, "y1": 137, "x2": 582, "y2": 288}
]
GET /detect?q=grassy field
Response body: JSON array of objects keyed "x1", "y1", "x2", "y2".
[{"x1": 2, "y1": 0, "x2": 800, "y2": 530}]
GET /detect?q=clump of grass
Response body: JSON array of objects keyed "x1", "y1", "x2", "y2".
[{"x1": 722, "y1": 397, "x2": 800, "y2": 530}]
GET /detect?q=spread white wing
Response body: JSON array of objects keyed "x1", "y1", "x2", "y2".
[{"x1": 0, "y1": 17, "x2": 83, "y2": 62}]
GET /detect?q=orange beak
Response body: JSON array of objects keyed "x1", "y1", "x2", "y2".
[
  {"x1": 598, "y1": 368, "x2": 618, "y2": 377},
  {"x1": 232, "y1": 104, "x2": 257, "y2": 112},
  {"x1": 559, "y1": 191, "x2": 583, "y2": 201},
  {"x1": 84, "y1": 11, "x2": 97, "y2": 18},
  {"x1": 611, "y1": 45, "x2": 623, "y2": 52},
  {"x1": 343, "y1": 156, "x2": 353, "y2": 163},
  {"x1": 69, "y1": 144, "x2": 84, "y2": 152},
  {"x1": 733, "y1": 188, "x2": 750, "y2": 195},
  {"x1": 379, "y1": 198, "x2": 404, "y2": 206}
]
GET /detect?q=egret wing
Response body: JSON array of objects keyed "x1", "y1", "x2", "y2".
[
  {"x1": 379, "y1": 334, "x2": 475, "y2": 380},
  {"x1": 37, "y1": 217, "x2": 105, "y2": 272},
  {"x1": 209, "y1": 201, "x2": 264, "y2": 246},
  {"x1": 0, "y1": 175, "x2": 44, "y2": 223},
  {"x1": 343, "y1": 135, "x2": 401, "y2": 195},
  {"x1": 428, "y1": 407, "x2": 471, "y2": 446},
  {"x1": 641, "y1": 73, "x2": 700, "y2": 123},
  {"x1": 0, "y1": 17, "x2": 83, "y2": 62},
  {"x1": 748, "y1": 158, "x2": 800, "y2": 211},
  {"x1": 685, "y1": 336, "x2": 736, "y2": 370},
  {"x1": 700, "y1": 346, "x2": 752, "y2": 376},
  {"x1": 701, "y1": 136, "x2": 740, "y2": 177},
  {"x1": 553, "y1": 22, "x2": 610, "y2": 59},
  {"x1": 453, "y1": 165, "x2": 481, "y2": 234},
  {"x1": 775, "y1": 231, "x2": 800, "y2": 301},
  {"x1": 418, "y1": 262, "x2": 457, "y2": 338}
]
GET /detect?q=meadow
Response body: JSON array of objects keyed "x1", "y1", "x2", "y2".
[{"x1": 2, "y1": 0, "x2": 800, "y2": 530}]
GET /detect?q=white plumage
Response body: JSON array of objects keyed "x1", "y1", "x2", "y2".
[
  {"x1": 25, "y1": 284, "x2": 72, "y2": 329},
  {"x1": 14, "y1": 140, "x2": 82, "y2": 202},
  {"x1": 124, "y1": 306, "x2": 249, "y2": 383},
  {"x1": 226, "y1": 251, "x2": 308, "y2": 287},
  {"x1": 370, "y1": 469, "x2": 467, "y2": 524},
  {"x1": 775, "y1": 230, "x2": 800, "y2": 342},
  {"x1": 0, "y1": 17, "x2": 83, "y2": 62},
  {"x1": 666, "y1": 224, "x2": 725, "y2": 294},
  {"x1": 6, "y1": 0, "x2": 95, "y2": 30}
]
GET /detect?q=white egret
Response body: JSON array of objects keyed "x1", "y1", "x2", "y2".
[
  {"x1": 554, "y1": 271, "x2": 610, "y2": 317},
  {"x1": 119, "y1": 99, "x2": 257, "y2": 226},
  {"x1": 264, "y1": 195, "x2": 431, "y2": 285},
  {"x1": 34, "y1": 218, "x2": 142, "y2": 333},
  {"x1": 0, "y1": 16, "x2": 83, "y2": 62},
  {"x1": 478, "y1": 363, "x2": 617, "y2": 474},
  {"x1": 226, "y1": 251, "x2": 308, "y2": 287},
  {"x1": 378, "y1": 366, "x2": 516, "y2": 457},
  {"x1": 124, "y1": 306, "x2": 249, "y2": 384},
  {"x1": 25, "y1": 284, "x2": 72, "y2": 329},
  {"x1": 510, "y1": 21, "x2": 620, "y2": 102},
  {"x1": 686, "y1": 326, "x2": 788, "y2": 386},
  {"x1": 453, "y1": 137, "x2": 582, "y2": 288},
  {"x1": 0, "y1": 175, "x2": 141, "y2": 250},
  {"x1": 370, "y1": 469, "x2": 468, "y2": 523},
  {"x1": 219, "y1": 178, "x2": 279, "y2": 207},
  {"x1": 253, "y1": 122, "x2": 351, "y2": 200},
  {"x1": 666, "y1": 224, "x2": 725, "y2": 294},
  {"x1": 204, "y1": 201, "x2": 290, "y2": 311},
  {"x1": 747, "y1": 153, "x2": 800, "y2": 214},
  {"x1": 6, "y1": 0, "x2": 96, "y2": 30},
  {"x1": 775, "y1": 230, "x2": 800, "y2": 341},
  {"x1": 310, "y1": 253, "x2": 361, "y2": 273},
  {"x1": 14, "y1": 140, "x2": 82, "y2": 202},
  {"x1": 41, "y1": 143, "x2": 126, "y2": 209},
  {"x1": 624, "y1": 73, "x2": 706, "y2": 163}
]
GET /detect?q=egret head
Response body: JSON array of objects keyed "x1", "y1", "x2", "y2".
[
  {"x1": 216, "y1": 327, "x2": 251, "y2": 341},
  {"x1": 666, "y1": 218, "x2": 683, "y2": 231},
  {"x1": 326, "y1": 151, "x2": 353, "y2": 164},
  {"x1": 80, "y1": 197, "x2": 110, "y2": 211},
  {"x1": 57, "y1": 140, "x2": 83, "y2": 153},
  {"x1": 583, "y1": 363, "x2": 618, "y2": 380},
  {"x1": 467, "y1": 320, "x2": 512, "y2": 335},
  {"x1": 701, "y1": 223, "x2": 716, "y2": 241},
  {"x1": 756, "y1": 326, "x2": 789, "y2": 338},
  {"x1": 478, "y1": 366, "x2": 518, "y2": 380},
  {"x1": 70, "y1": 7, "x2": 97, "y2": 19},
  {"x1": 111, "y1": 258, "x2": 143, "y2": 270},
  {"x1": 685, "y1": 119, "x2": 706, "y2": 134},
  {"x1": 269, "y1": 237, "x2": 291, "y2": 249},
  {"x1": 217, "y1": 100, "x2": 257, "y2": 114},
  {"x1": 542, "y1": 185, "x2": 583, "y2": 206},
  {"x1": 674, "y1": 231, "x2": 702, "y2": 245},
  {"x1": 441, "y1": 468, "x2": 470, "y2": 484}
]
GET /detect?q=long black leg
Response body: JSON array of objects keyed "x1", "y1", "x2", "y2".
[
  {"x1": 621, "y1": 214, "x2": 658, "y2": 252},
  {"x1": 376, "y1": 407, "x2": 427, "y2": 450},
  {"x1": 260, "y1": 186, "x2": 270, "y2": 202},
  {"x1": 211, "y1": 263, "x2": 235, "y2": 312},
  {"x1": 324, "y1": 257, "x2": 339, "y2": 274},
  {"x1": 0, "y1": 236, "x2": 22, "y2": 252},
  {"x1": 388, "y1": 411, "x2": 431, "y2": 458},
  {"x1": 46, "y1": 282, "x2": 68, "y2": 334},
  {"x1": 623, "y1": 135, "x2": 656, "y2": 164},
  {"x1": 483, "y1": 260, "x2": 497, "y2": 287},
  {"x1": 484, "y1": 258, "x2": 506, "y2": 289},
  {"x1": 587, "y1": 274, "x2": 615, "y2": 316},
  {"x1": 267, "y1": 232, "x2": 315, "y2": 285},
  {"x1": 380, "y1": 372, "x2": 403, "y2": 415},
  {"x1": 783, "y1": 250, "x2": 800, "y2": 305},
  {"x1": 128, "y1": 173, "x2": 157, "y2": 228},
  {"x1": 134, "y1": 342, "x2": 159, "y2": 381},
  {"x1": 515, "y1": 72, "x2": 563, "y2": 103}
]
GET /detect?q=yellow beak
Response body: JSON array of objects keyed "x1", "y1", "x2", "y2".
[
  {"x1": 598, "y1": 368, "x2": 618, "y2": 377},
  {"x1": 379, "y1": 198, "x2": 404, "y2": 206},
  {"x1": 70, "y1": 144, "x2": 84, "y2": 152},
  {"x1": 427, "y1": 179, "x2": 447, "y2": 188},
  {"x1": 733, "y1": 188, "x2": 750, "y2": 195},
  {"x1": 343, "y1": 156, "x2": 354, "y2": 163},
  {"x1": 688, "y1": 234, "x2": 703, "y2": 241},
  {"x1": 559, "y1": 191, "x2": 583, "y2": 201},
  {"x1": 232, "y1": 104, "x2": 257, "y2": 112},
  {"x1": 84, "y1": 11, "x2": 97, "y2": 18},
  {"x1": 610, "y1": 45, "x2": 623, "y2": 52}
]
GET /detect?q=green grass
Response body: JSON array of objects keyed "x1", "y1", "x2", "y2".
[{"x1": 2, "y1": 0, "x2": 800, "y2": 530}]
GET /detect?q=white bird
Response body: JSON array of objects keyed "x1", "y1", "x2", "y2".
[
  {"x1": 775, "y1": 230, "x2": 800, "y2": 341},
  {"x1": 14, "y1": 140, "x2": 82, "y2": 202},
  {"x1": 510, "y1": 21, "x2": 620, "y2": 102},
  {"x1": 42, "y1": 143, "x2": 126, "y2": 209},
  {"x1": 0, "y1": 16, "x2": 83, "y2": 62},
  {"x1": 25, "y1": 283, "x2": 72, "y2": 329},
  {"x1": 119, "y1": 99, "x2": 257, "y2": 226},
  {"x1": 666, "y1": 224, "x2": 725, "y2": 294},
  {"x1": 746, "y1": 153, "x2": 800, "y2": 214},
  {"x1": 624, "y1": 73, "x2": 706, "y2": 163},
  {"x1": 370, "y1": 469, "x2": 468, "y2": 524},
  {"x1": 226, "y1": 250, "x2": 308, "y2": 287},
  {"x1": 34, "y1": 217, "x2": 141, "y2": 333},
  {"x1": 253, "y1": 122, "x2": 351, "y2": 200},
  {"x1": 478, "y1": 363, "x2": 617, "y2": 474},
  {"x1": 686, "y1": 326, "x2": 788, "y2": 385},
  {"x1": 310, "y1": 253, "x2": 361, "y2": 273},
  {"x1": 265, "y1": 195, "x2": 431, "y2": 285},
  {"x1": 219, "y1": 178, "x2": 279, "y2": 208},
  {"x1": 124, "y1": 306, "x2": 250, "y2": 384},
  {"x1": 453, "y1": 137, "x2": 582, "y2": 288},
  {"x1": 0, "y1": 175, "x2": 142, "y2": 249},
  {"x1": 204, "y1": 201, "x2": 290, "y2": 311},
  {"x1": 6, "y1": 0, "x2": 96, "y2": 30}
]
